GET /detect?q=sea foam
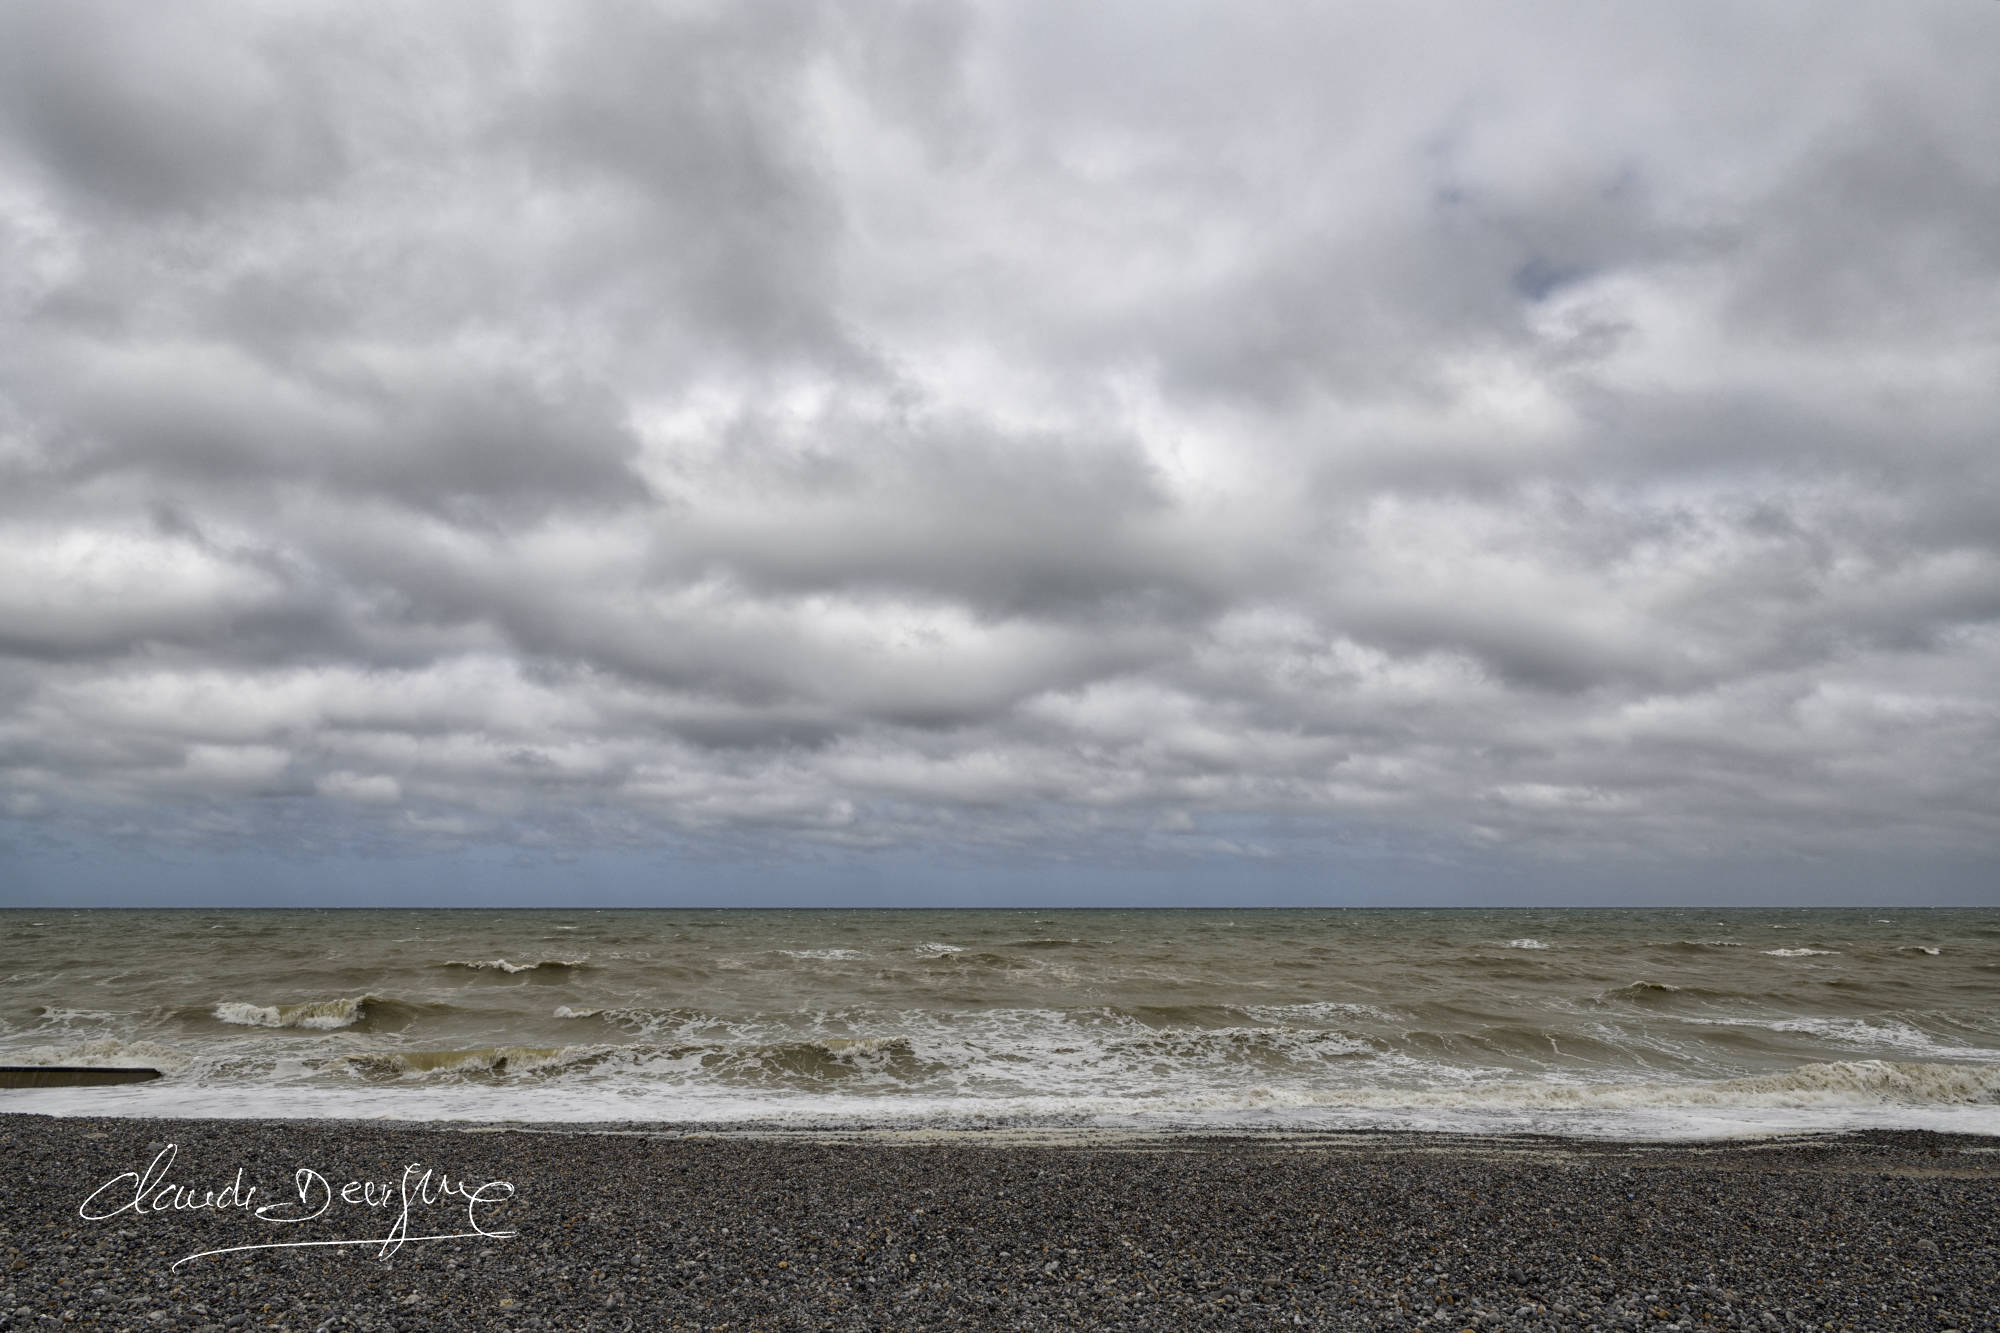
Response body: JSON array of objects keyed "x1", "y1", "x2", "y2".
[
  {"x1": 442, "y1": 958, "x2": 587, "y2": 973},
  {"x1": 213, "y1": 997, "x2": 371, "y2": 1030}
]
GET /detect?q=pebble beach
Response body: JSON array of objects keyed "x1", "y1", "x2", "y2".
[{"x1": 3, "y1": 1114, "x2": 1997, "y2": 1332}]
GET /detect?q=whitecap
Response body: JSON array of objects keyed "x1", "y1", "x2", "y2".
[
  {"x1": 1763, "y1": 947, "x2": 1837, "y2": 957},
  {"x1": 33, "y1": 1006, "x2": 119, "y2": 1025},
  {"x1": 345, "y1": 1046, "x2": 581, "y2": 1077},
  {"x1": 913, "y1": 943, "x2": 965, "y2": 956},
  {"x1": 1682, "y1": 1016, "x2": 1994, "y2": 1060},
  {"x1": 443, "y1": 958, "x2": 586, "y2": 973},
  {"x1": 1243, "y1": 1001, "x2": 1396, "y2": 1025},
  {"x1": 15, "y1": 1037, "x2": 193, "y2": 1075},
  {"x1": 780, "y1": 948, "x2": 865, "y2": 960},
  {"x1": 1504, "y1": 938, "x2": 1551, "y2": 950},
  {"x1": 214, "y1": 997, "x2": 368, "y2": 1030}
]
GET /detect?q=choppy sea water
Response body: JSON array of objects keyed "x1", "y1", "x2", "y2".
[{"x1": 4, "y1": 908, "x2": 1997, "y2": 1139}]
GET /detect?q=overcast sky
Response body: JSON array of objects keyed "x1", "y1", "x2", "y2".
[{"x1": 2, "y1": 1, "x2": 1997, "y2": 906}]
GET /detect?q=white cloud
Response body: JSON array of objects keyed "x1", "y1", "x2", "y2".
[{"x1": 1, "y1": 1, "x2": 1997, "y2": 890}]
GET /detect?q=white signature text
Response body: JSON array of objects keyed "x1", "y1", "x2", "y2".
[{"x1": 78, "y1": 1143, "x2": 517, "y2": 1270}]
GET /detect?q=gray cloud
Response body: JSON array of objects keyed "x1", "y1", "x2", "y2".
[
  {"x1": 0, "y1": 2, "x2": 349, "y2": 217},
  {"x1": 2, "y1": 1, "x2": 1997, "y2": 893}
]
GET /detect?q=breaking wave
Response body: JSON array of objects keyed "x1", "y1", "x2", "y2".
[
  {"x1": 1599, "y1": 981, "x2": 1683, "y2": 1003},
  {"x1": 10, "y1": 1038, "x2": 195, "y2": 1075},
  {"x1": 440, "y1": 958, "x2": 589, "y2": 973},
  {"x1": 1412, "y1": 1060, "x2": 2000, "y2": 1111},
  {"x1": 1664, "y1": 1014, "x2": 1999, "y2": 1064},
  {"x1": 344, "y1": 1046, "x2": 583, "y2": 1078},
  {"x1": 31, "y1": 1006, "x2": 121, "y2": 1026},
  {"x1": 213, "y1": 996, "x2": 379, "y2": 1031}
]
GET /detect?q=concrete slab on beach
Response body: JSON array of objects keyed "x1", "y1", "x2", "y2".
[{"x1": 0, "y1": 1067, "x2": 161, "y2": 1089}]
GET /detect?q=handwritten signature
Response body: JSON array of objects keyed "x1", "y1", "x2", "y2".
[{"x1": 78, "y1": 1143, "x2": 517, "y2": 1270}]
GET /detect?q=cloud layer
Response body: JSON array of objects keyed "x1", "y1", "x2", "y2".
[{"x1": 3, "y1": 1, "x2": 1997, "y2": 886}]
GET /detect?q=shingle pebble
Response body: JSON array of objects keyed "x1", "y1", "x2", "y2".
[{"x1": 1, "y1": 1115, "x2": 1996, "y2": 1330}]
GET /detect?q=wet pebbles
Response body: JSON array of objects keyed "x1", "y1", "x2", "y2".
[{"x1": 3, "y1": 1115, "x2": 1996, "y2": 1331}]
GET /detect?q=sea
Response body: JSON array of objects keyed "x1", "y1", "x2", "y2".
[{"x1": 4, "y1": 907, "x2": 1997, "y2": 1139}]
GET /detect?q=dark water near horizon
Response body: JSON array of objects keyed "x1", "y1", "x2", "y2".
[{"x1": 4, "y1": 907, "x2": 1998, "y2": 1138}]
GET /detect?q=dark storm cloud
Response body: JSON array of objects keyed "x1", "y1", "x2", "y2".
[{"x1": 2, "y1": 1, "x2": 1997, "y2": 884}]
